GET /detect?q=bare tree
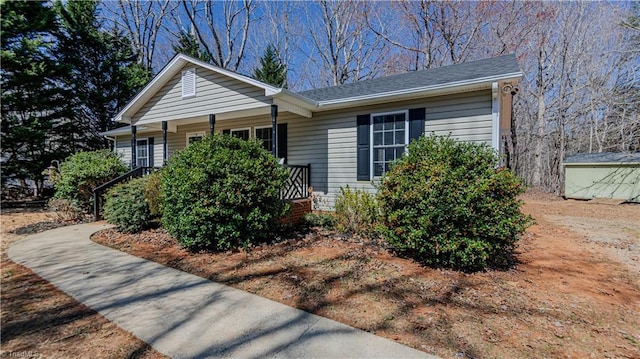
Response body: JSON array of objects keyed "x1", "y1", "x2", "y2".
[
  {"x1": 102, "y1": 0, "x2": 175, "y2": 70},
  {"x1": 305, "y1": 0, "x2": 388, "y2": 87},
  {"x1": 175, "y1": 0, "x2": 254, "y2": 72}
]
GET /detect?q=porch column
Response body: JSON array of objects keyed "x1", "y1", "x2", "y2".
[
  {"x1": 131, "y1": 125, "x2": 137, "y2": 169},
  {"x1": 209, "y1": 114, "x2": 215, "y2": 135},
  {"x1": 162, "y1": 121, "x2": 168, "y2": 165},
  {"x1": 271, "y1": 104, "x2": 278, "y2": 157}
]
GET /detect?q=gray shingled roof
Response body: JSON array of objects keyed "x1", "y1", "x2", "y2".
[
  {"x1": 297, "y1": 54, "x2": 521, "y2": 102},
  {"x1": 564, "y1": 152, "x2": 640, "y2": 164}
]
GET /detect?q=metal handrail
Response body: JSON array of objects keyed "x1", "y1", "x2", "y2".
[{"x1": 93, "y1": 166, "x2": 157, "y2": 221}]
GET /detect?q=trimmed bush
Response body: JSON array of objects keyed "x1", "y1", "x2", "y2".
[
  {"x1": 103, "y1": 177, "x2": 153, "y2": 233},
  {"x1": 143, "y1": 170, "x2": 162, "y2": 217},
  {"x1": 378, "y1": 135, "x2": 531, "y2": 271},
  {"x1": 334, "y1": 185, "x2": 379, "y2": 236},
  {"x1": 53, "y1": 150, "x2": 127, "y2": 211},
  {"x1": 304, "y1": 212, "x2": 336, "y2": 229},
  {"x1": 160, "y1": 134, "x2": 290, "y2": 251}
]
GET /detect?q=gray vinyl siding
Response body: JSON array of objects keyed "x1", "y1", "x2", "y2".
[
  {"x1": 113, "y1": 90, "x2": 493, "y2": 211},
  {"x1": 115, "y1": 134, "x2": 163, "y2": 168},
  {"x1": 424, "y1": 91, "x2": 493, "y2": 142},
  {"x1": 288, "y1": 90, "x2": 493, "y2": 210},
  {"x1": 131, "y1": 64, "x2": 270, "y2": 124}
]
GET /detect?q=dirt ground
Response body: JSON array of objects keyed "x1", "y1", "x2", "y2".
[
  {"x1": 89, "y1": 191, "x2": 640, "y2": 359},
  {"x1": 0, "y1": 208, "x2": 166, "y2": 359}
]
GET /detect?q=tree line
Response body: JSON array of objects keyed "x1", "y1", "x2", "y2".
[{"x1": 2, "y1": 0, "x2": 638, "y2": 196}]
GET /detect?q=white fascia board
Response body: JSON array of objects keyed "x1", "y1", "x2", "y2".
[
  {"x1": 272, "y1": 89, "x2": 319, "y2": 109},
  {"x1": 184, "y1": 55, "x2": 282, "y2": 94},
  {"x1": 114, "y1": 54, "x2": 188, "y2": 124},
  {"x1": 100, "y1": 125, "x2": 159, "y2": 136},
  {"x1": 114, "y1": 53, "x2": 283, "y2": 124},
  {"x1": 564, "y1": 162, "x2": 640, "y2": 167},
  {"x1": 315, "y1": 72, "x2": 523, "y2": 111},
  {"x1": 272, "y1": 98, "x2": 313, "y2": 118}
]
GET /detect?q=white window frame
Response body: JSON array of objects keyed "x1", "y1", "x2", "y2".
[
  {"x1": 186, "y1": 131, "x2": 205, "y2": 145},
  {"x1": 370, "y1": 110, "x2": 409, "y2": 179},
  {"x1": 254, "y1": 125, "x2": 273, "y2": 151},
  {"x1": 230, "y1": 127, "x2": 251, "y2": 141},
  {"x1": 181, "y1": 67, "x2": 196, "y2": 98},
  {"x1": 136, "y1": 138, "x2": 149, "y2": 167}
]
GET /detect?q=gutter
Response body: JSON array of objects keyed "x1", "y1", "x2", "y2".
[{"x1": 273, "y1": 72, "x2": 523, "y2": 113}]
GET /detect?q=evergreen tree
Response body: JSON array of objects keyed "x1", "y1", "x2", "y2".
[
  {"x1": 253, "y1": 44, "x2": 287, "y2": 88},
  {"x1": 54, "y1": 0, "x2": 151, "y2": 143},
  {"x1": 0, "y1": 0, "x2": 150, "y2": 194},
  {"x1": 0, "y1": 0, "x2": 63, "y2": 192},
  {"x1": 173, "y1": 31, "x2": 212, "y2": 63}
]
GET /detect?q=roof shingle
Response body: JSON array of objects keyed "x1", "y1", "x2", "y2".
[{"x1": 297, "y1": 54, "x2": 521, "y2": 102}]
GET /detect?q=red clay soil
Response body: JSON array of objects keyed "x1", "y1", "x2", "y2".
[
  {"x1": 92, "y1": 191, "x2": 640, "y2": 359},
  {"x1": 1, "y1": 209, "x2": 167, "y2": 359}
]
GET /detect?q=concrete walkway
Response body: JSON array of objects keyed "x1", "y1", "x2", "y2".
[{"x1": 8, "y1": 223, "x2": 437, "y2": 359}]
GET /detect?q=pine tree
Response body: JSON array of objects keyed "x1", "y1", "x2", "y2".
[
  {"x1": 0, "y1": 0, "x2": 63, "y2": 192},
  {"x1": 0, "y1": 0, "x2": 150, "y2": 194},
  {"x1": 253, "y1": 44, "x2": 287, "y2": 88},
  {"x1": 54, "y1": 0, "x2": 151, "y2": 143},
  {"x1": 173, "y1": 31, "x2": 212, "y2": 63}
]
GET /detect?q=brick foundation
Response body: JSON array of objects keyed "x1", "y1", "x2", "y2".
[{"x1": 279, "y1": 198, "x2": 312, "y2": 224}]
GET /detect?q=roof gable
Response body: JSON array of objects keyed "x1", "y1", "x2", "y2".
[{"x1": 114, "y1": 53, "x2": 282, "y2": 124}]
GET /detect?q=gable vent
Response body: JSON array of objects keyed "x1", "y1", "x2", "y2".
[{"x1": 182, "y1": 68, "x2": 196, "y2": 98}]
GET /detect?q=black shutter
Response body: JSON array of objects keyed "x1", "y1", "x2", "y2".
[
  {"x1": 148, "y1": 137, "x2": 154, "y2": 167},
  {"x1": 356, "y1": 114, "x2": 370, "y2": 181},
  {"x1": 409, "y1": 108, "x2": 426, "y2": 143},
  {"x1": 222, "y1": 129, "x2": 230, "y2": 135},
  {"x1": 277, "y1": 123, "x2": 287, "y2": 164}
]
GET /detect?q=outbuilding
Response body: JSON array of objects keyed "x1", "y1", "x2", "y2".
[{"x1": 563, "y1": 152, "x2": 640, "y2": 203}]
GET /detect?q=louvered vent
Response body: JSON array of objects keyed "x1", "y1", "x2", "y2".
[{"x1": 182, "y1": 68, "x2": 196, "y2": 98}]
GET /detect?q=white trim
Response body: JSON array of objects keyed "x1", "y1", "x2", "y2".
[
  {"x1": 114, "y1": 53, "x2": 282, "y2": 124},
  {"x1": 254, "y1": 125, "x2": 273, "y2": 150},
  {"x1": 136, "y1": 138, "x2": 149, "y2": 167},
  {"x1": 230, "y1": 127, "x2": 252, "y2": 140},
  {"x1": 186, "y1": 131, "x2": 205, "y2": 145},
  {"x1": 491, "y1": 82, "x2": 500, "y2": 151},
  {"x1": 369, "y1": 110, "x2": 409, "y2": 180}
]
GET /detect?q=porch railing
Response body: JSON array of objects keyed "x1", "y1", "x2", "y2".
[
  {"x1": 93, "y1": 166, "x2": 157, "y2": 221},
  {"x1": 93, "y1": 164, "x2": 310, "y2": 221},
  {"x1": 281, "y1": 164, "x2": 311, "y2": 201}
]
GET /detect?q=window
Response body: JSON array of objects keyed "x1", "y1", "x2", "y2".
[
  {"x1": 255, "y1": 126, "x2": 273, "y2": 151},
  {"x1": 371, "y1": 112, "x2": 408, "y2": 176},
  {"x1": 186, "y1": 132, "x2": 205, "y2": 145},
  {"x1": 136, "y1": 139, "x2": 148, "y2": 167},
  {"x1": 182, "y1": 68, "x2": 196, "y2": 98},
  {"x1": 231, "y1": 128, "x2": 250, "y2": 141}
]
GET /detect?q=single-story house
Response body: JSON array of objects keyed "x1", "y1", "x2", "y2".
[
  {"x1": 563, "y1": 152, "x2": 640, "y2": 203},
  {"x1": 102, "y1": 53, "x2": 522, "y2": 210}
]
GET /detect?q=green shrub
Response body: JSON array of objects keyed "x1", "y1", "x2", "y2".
[
  {"x1": 377, "y1": 135, "x2": 532, "y2": 271},
  {"x1": 334, "y1": 185, "x2": 379, "y2": 236},
  {"x1": 53, "y1": 150, "x2": 127, "y2": 211},
  {"x1": 304, "y1": 212, "x2": 336, "y2": 229},
  {"x1": 103, "y1": 177, "x2": 153, "y2": 233},
  {"x1": 143, "y1": 170, "x2": 162, "y2": 216},
  {"x1": 160, "y1": 134, "x2": 290, "y2": 251}
]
